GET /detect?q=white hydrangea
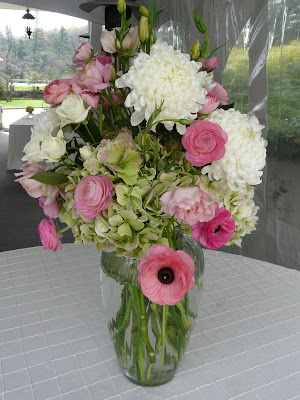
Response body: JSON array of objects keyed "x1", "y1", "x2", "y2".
[
  {"x1": 202, "y1": 109, "x2": 267, "y2": 192},
  {"x1": 115, "y1": 41, "x2": 213, "y2": 134}
]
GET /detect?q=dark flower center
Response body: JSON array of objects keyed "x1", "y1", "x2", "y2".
[
  {"x1": 214, "y1": 225, "x2": 221, "y2": 233},
  {"x1": 158, "y1": 267, "x2": 175, "y2": 284}
]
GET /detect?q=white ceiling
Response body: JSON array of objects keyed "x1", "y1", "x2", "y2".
[{"x1": 0, "y1": 1, "x2": 105, "y2": 23}]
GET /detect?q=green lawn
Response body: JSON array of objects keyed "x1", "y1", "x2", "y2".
[
  {"x1": 0, "y1": 99, "x2": 45, "y2": 108},
  {"x1": 14, "y1": 86, "x2": 46, "y2": 91}
]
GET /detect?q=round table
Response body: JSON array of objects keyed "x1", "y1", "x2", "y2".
[{"x1": 0, "y1": 244, "x2": 300, "y2": 400}]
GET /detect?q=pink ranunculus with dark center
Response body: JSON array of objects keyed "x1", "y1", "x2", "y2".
[
  {"x1": 43, "y1": 79, "x2": 72, "y2": 105},
  {"x1": 191, "y1": 205, "x2": 235, "y2": 249},
  {"x1": 182, "y1": 120, "x2": 228, "y2": 167},
  {"x1": 198, "y1": 90, "x2": 220, "y2": 114},
  {"x1": 137, "y1": 245, "x2": 195, "y2": 305},
  {"x1": 37, "y1": 219, "x2": 62, "y2": 251},
  {"x1": 201, "y1": 56, "x2": 219, "y2": 72},
  {"x1": 14, "y1": 163, "x2": 50, "y2": 198},
  {"x1": 160, "y1": 186, "x2": 215, "y2": 226},
  {"x1": 72, "y1": 59, "x2": 112, "y2": 108},
  {"x1": 73, "y1": 41, "x2": 93, "y2": 66},
  {"x1": 212, "y1": 82, "x2": 229, "y2": 105},
  {"x1": 39, "y1": 196, "x2": 60, "y2": 219},
  {"x1": 74, "y1": 175, "x2": 113, "y2": 219}
]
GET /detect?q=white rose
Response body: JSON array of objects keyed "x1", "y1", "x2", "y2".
[
  {"x1": 32, "y1": 108, "x2": 61, "y2": 137},
  {"x1": 41, "y1": 129, "x2": 66, "y2": 162},
  {"x1": 56, "y1": 94, "x2": 91, "y2": 127},
  {"x1": 22, "y1": 139, "x2": 44, "y2": 163}
]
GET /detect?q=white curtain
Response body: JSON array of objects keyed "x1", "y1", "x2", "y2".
[{"x1": 146, "y1": 0, "x2": 300, "y2": 270}]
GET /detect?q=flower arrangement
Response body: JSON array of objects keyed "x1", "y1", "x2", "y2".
[{"x1": 16, "y1": 0, "x2": 267, "y2": 385}]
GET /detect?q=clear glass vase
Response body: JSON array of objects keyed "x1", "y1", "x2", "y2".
[{"x1": 100, "y1": 230, "x2": 205, "y2": 386}]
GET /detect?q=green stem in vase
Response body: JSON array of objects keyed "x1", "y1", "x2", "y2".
[
  {"x1": 158, "y1": 304, "x2": 168, "y2": 378},
  {"x1": 140, "y1": 290, "x2": 156, "y2": 364},
  {"x1": 176, "y1": 301, "x2": 193, "y2": 330}
]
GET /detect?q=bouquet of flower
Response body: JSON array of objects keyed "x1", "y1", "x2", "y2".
[{"x1": 15, "y1": 0, "x2": 267, "y2": 385}]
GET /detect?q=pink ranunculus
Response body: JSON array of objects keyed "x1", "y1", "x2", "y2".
[
  {"x1": 182, "y1": 120, "x2": 228, "y2": 167},
  {"x1": 72, "y1": 59, "x2": 112, "y2": 108},
  {"x1": 192, "y1": 205, "x2": 235, "y2": 249},
  {"x1": 137, "y1": 245, "x2": 195, "y2": 306},
  {"x1": 198, "y1": 90, "x2": 220, "y2": 114},
  {"x1": 160, "y1": 186, "x2": 215, "y2": 226},
  {"x1": 43, "y1": 79, "x2": 72, "y2": 105},
  {"x1": 39, "y1": 196, "x2": 60, "y2": 219},
  {"x1": 14, "y1": 163, "x2": 50, "y2": 198},
  {"x1": 201, "y1": 56, "x2": 219, "y2": 72},
  {"x1": 74, "y1": 175, "x2": 113, "y2": 219},
  {"x1": 96, "y1": 55, "x2": 112, "y2": 65},
  {"x1": 212, "y1": 82, "x2": 229, "y2": 105},
  {"x1": 37, "y1": 219, "x2": 62, "y2": 251},
  {"x1": 73, "y1": 41, "x2": 93, "y2": 66}
]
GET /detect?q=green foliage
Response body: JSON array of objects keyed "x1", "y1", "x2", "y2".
[{"x1": 31, "y1": 171, "x2": 69, "y2": 184}]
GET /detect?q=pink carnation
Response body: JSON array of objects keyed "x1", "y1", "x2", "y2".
[
  {"x1": 198, "y1": 90, "x2": 220, "y2": 114},
  {"x1": 39, "y1": 196, "x2": 60, "y2": 219},
  {"x1": 43, "y1": 79, "x2": 72, "y2": 105},
  {"x1": 72, "y1": 59, "x2": 112, "y2": 108},
  {"x1": 74, "y1": 175, "x2": 113, "y2": 219},
  {"x1": 37, "y1": 219, "x2": 62, "y2": 251},
  {"x1": 191, "y1": 205, "x2": 235, "y2": 249},
  {"x1": 201, "y1": 56, "x2": 219, "y2": 71},
  {"x1": 73, "y1": 41, "x2": 93, "y2": 66},
  {"x1": 212, "y1": 82, "x2": 229, "y2": 105},
  {"x1": 160, "y1": 186, "x2": 215, "y2": 226},
  {"x1": 137, "y1": 245, "x2": 195, "y2": 305},
  {"x1": 182, "y1": 120, "x2": 228, "y2": 167},
  {"x1": 101, "y1": 89, "x2": 124, "y2": 108}
]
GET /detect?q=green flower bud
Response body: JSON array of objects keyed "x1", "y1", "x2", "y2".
[
  {"x1": 140, "y1": 5, "x2": 150, "y2": 17},
  {"x1": 139, "y1": 16, "x2": 150, "y2": 43},
  {"x1": 117, "y1": 0, "x2": 126, "y2": 14},
  {"x1": 191, "y1": 40, "x2": 200, "y2": 60}
]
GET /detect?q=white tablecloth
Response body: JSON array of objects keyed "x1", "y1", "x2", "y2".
[
  {"x1": 7, "y1": 116, "x2": 34, "y2": 170},
  {"x1": 0, "y1": 244, "x2": 300, "y2": 400}
]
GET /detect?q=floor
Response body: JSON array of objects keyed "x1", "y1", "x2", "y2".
[{"x1": 0, "y1": 109, "x2": 73, "y2": 252}]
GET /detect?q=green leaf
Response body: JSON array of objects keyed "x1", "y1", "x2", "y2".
[
  {"x1": 193, "y1": 11, "x2": 207, "y2": 34},
  {"x1": 218, "y1": 102, "x2": 235, "y2": 110},
  {"x1": 165, "y1": 160, "x2": 175, "y2": 171},
  {"x1": 206, "y1": 43, "x2": 226, "y2": 59},
  {"x1": 31, "y1": 172, "x2": 69, "y2": 185},
  {"x1": 156, "y1": 6, "x2": 166, "y2": 18},
  {"x1": 114, "y1": 119, "x2": 132, "y2": 127}
]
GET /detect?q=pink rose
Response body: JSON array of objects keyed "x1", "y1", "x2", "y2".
[
  {"x1": 198, "y1": 90, "x2": 220, "y2": 114},
  {"x1": 182, "y1": 120, "x2": 228, "y2": 167},
  {"x1": 72, "y1": 59, "x2": 112, "y2": 108},
  {"x1": 161, "y1": 186, "x2": 215, "y2": 226},
  {"x1": 43, "y1": 79, "x2": 72, "y2": 105},
  {"x1": 212, "y1": 82, "x2": 229, "y2": 105},
  {"x1": 192, "y1": 205, "x2": 235, "y2": 249},
  {"x1": 73, "y1": 41, "x2": 93, "y2": 66},
  {"x1": 39, "y1": 196, "x2": 60, "y2": 219},
  {"x1": 15, "y1": 163, "x2": 50, "y2": 198},
  {"x1": 137, "y1": 245, "x2": 195, "y2": 305},
  {"x1": 74, "y1": 175, "x2": 113, "y2": 219},
  {"x1": 37, "y1": 219, "x2": 62, "y2": 251},
  {"x1": 201, "y1": 57, "x2": 219, "y2": 72}
]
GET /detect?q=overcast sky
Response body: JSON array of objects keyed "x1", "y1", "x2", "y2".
[{"x1": 0, "y1": 9, "x2": 88, "y2": 38}]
